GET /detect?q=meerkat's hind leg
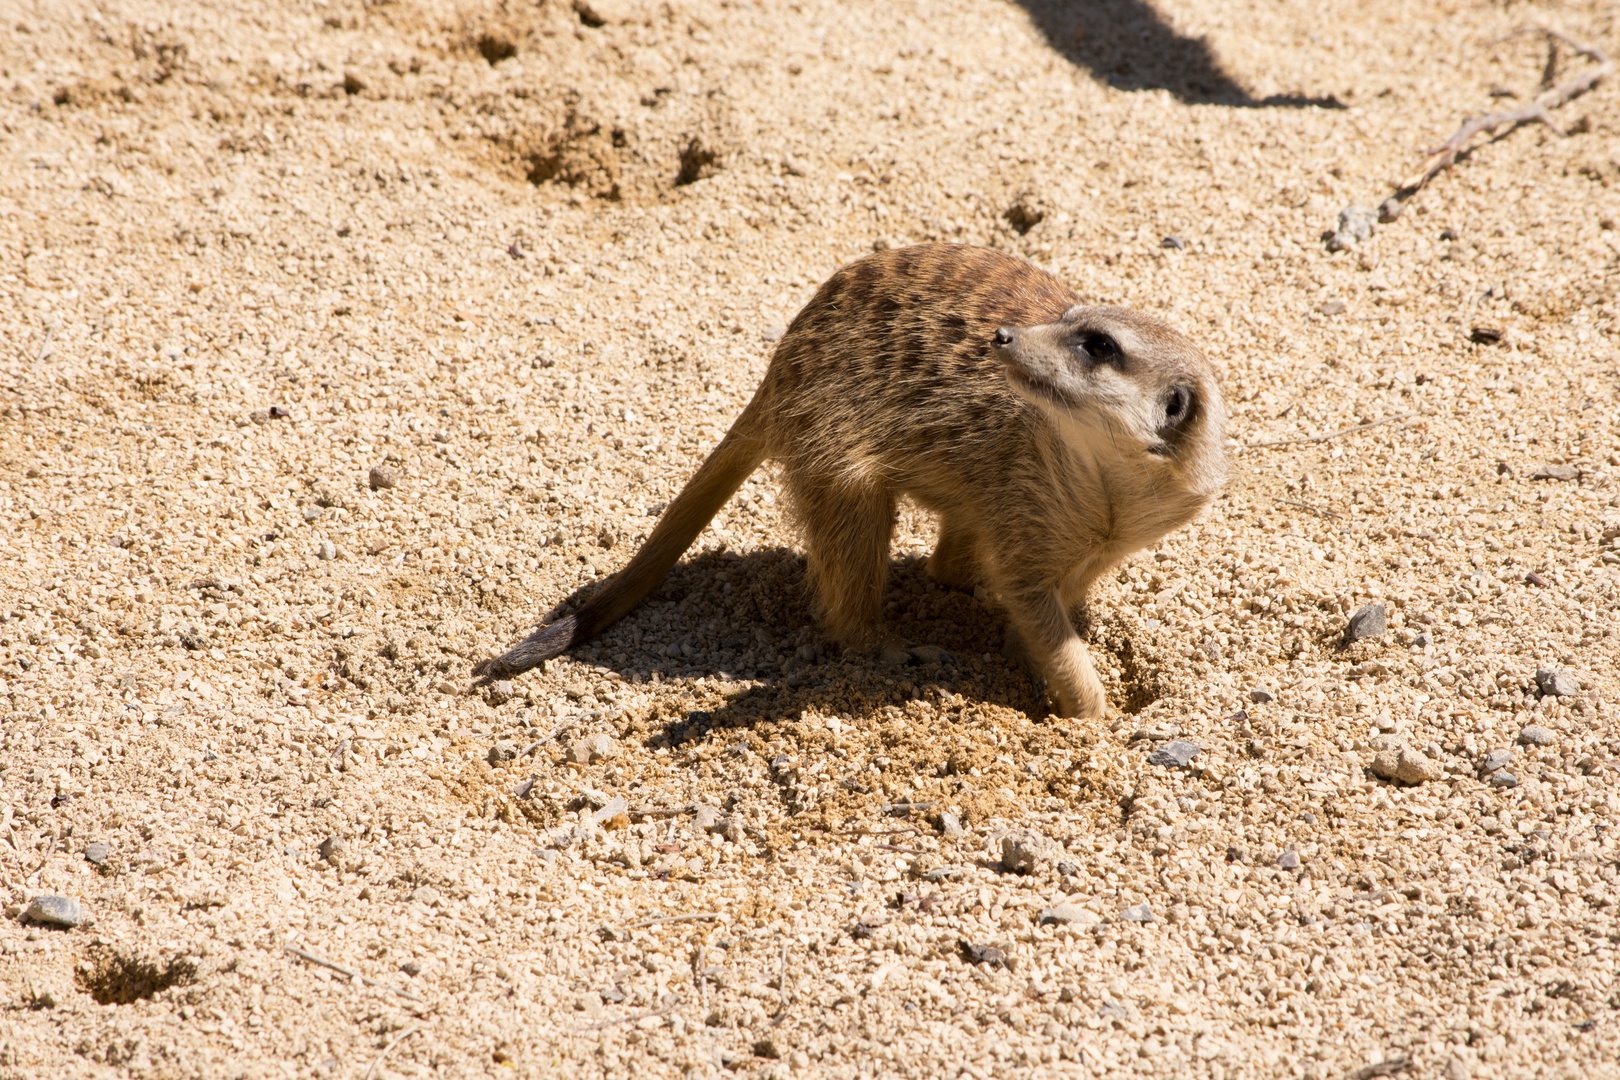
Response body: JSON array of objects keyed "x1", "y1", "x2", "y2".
[
  {"x1": 790, "y1": 478, "x2": 956, "y2": 665},
  {"x1": 926, "y1": 513, "x2": 980, "y2": 591}
]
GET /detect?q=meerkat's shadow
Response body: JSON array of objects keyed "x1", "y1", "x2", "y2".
[
  {"x1": 1016, "y1": 0, "x2": 1345, "y2": 108},
  {"x1": 529, "y1": 546, "x2": 1050, "y2": 736}
]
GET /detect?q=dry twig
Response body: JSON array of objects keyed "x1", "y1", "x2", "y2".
[
  {"x1": 283, "y1": 943, "x2": 422, "y2": 1002},
  {"x1": 364, "y1": 1025, "x2": 422, "y2": 1080},
  {"x1": 628, "y1": 911, "x2": 724, "y2": 929},
  {"x1": 1399, "y1": 28, "x2": 1612, "y2": 193},
  {"x1": 1244, "y1": 412, "x2": 1417, "y2": 449}
]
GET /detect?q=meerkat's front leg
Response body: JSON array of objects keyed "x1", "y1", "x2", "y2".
[{"x1": 1001, "y1": 585, "x2": 1107, "y2": 719}]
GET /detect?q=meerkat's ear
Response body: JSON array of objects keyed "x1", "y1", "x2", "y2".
[{"x1": 1060, "y1": 305, "x2": 1086, "y2": 321}]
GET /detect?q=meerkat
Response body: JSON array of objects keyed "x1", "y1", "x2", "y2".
[{"x1": 476, "y1": 244, "x2": 1228, "y2": 717}]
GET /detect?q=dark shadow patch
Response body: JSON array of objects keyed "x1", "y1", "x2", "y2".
[
  {"x1": 674, "y1": 137, "x2": 718, "y2": 187},
  {"x1": 477, "y1": 34, "x2": 517, "y2": 66},
  {"x1": 1015, "y1": 0, "x2": 1344, "y2": 108},
  {"x1": 76, "y1": 945, "x2": 198, "y2": 1005}
]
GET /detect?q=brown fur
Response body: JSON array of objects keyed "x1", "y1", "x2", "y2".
[{"x1": 477, "y1": 244, "x2": 1228, "y2": 717}]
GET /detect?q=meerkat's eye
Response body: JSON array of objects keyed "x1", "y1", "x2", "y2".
[{"x1": 1078, "y1": 333, "x2": 1118, "y2": 363}]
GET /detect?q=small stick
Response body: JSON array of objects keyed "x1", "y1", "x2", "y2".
[
  {"x1": 283, "y1": 944, "x2": 422, "y2": 1002},
  {"x1": 33, "y1": 327, "x2": 54, "y2": 366},
  {"x1": 628, "y1": 804, "x2": 696, "y2": 819},
  {"x1": 519, "y1": 720, "x2": 574, "y2": 758},
  {"x1": 1398, "y1": 28, "x2": 1613, "y2": 193},
  {"x1": 364, "y1": 1025, "x2": 422, "y2": 1080},
  {"x1": 1244, "y1": 412, "x2": 1417, "y2": 449},
  {"x1": 628, "y1": 911, "x2": 725, "y2": 929},
  {"x1": 771, "y1": 940, "x2": 789, "y2": 1022},
  {"x1": 571, "y1": 1000, "x2": 680, "y2": 1034},
  {"x1": 1271, "y1": 498, "x2": 1345, "y2": 520},
  {"x1": 875, "y1": 843, "x2": 928, "y2": 855}
]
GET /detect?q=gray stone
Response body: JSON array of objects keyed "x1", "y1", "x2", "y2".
[
  {"x1": 1248, "y1": 687, "x2": 1275, "y2": 704},
  {"x1": 318, "y1": 835, "x2": 348, "y2": 867},
  {"x1": 317, "y1": 540, "x2": 337, "y2": 561},
  {"x1": 1326, "y1": 205, "x2": 1377, "y2": 251},
  {"x1": 1147, "y1": 740, "x2": 1200, "y2": 768},
  {"x1": 1038, "y1": 903, "x2": 1096, "y2": 926},
  {"x1": 1487, "y1": 770, "x2": 1518, "y2": 789},
  {"x1": 1277, "y1": 849, "x2": 1301, "y2": 870},
  {"x1": 83, "y1": 841, "x2": 110, "y2": 866},
  {"x1": 998, "y1": 829, "x2": 1054, "y2": 874},
  {"x1": 1482, "y1": 749, "x2": 1513, "y2": 773},
  {"x1": 922, "y1": 864, "x2": 966, "y2": 883},
  {"x1": 487, "y1": 740, "x2": 519, "y2": 765},
  {"x1": 1119, "y1": 903, "x2": 1155, "y2": 923},
  {"x1": 302, "y1": 504, "x2": 323, "y2": 523},
  {"x1": 368, "y1": 464, "x2": 400, "y2": 490},
  {"x1": 1535, "y1": 669, "x2": 1580, "y2": 697},
  {"x1": 486, "y1": 680, "x2": 515, "y2": 706},
  {"x1": 1161, "y1": 235, "x2": 1186, "y2": 250},
  {"x1": 937, "y1": 811, "x2": 966, "y2": 838},
  {"x1": 24, "y1": 895, "x2": 83, "y2": 928},
  {"x1": 1370, "y1": 746, "x2": 1442, "y2": 785},
  {"x1": 1518, "y1": 725, "x2": 1556, "y2": 747},
  {"x1": 1344, "y1": 603, "x2": 1387, "y2": 644},
  {"x1": 1316, "y1": 299, "x2": 1346, "y2": 316},
  {"x1": 567, "y1": 733, "x2": 618, "y2": 764},
  {"x1": 1377, "y1": 196, "x2": 1404, "y2": 223},
  {"x1": 411, "y1": 885, "x2": 443, "y2": 907},
  {"x1": 761, "y1": 325, "x2": 787, "y2": 342},
  {"x1": 1530, "y1": 464, "x2": 1578, "y2": 482}
]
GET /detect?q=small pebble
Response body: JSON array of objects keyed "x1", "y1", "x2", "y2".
[
  {"x1": 937, "y1": 811, "x2": 966, "y2": 837},
  {"x1": 590, "y1": 794, "x2": 628, "y2": 825},
  {"x1": 1370, "y1": 746, "x2": 1442, "y2": 785},
  {"x1": 83, "y1": 841, "x2": 110, "y2": 866},
  {"x1": 693, "y1": 803, "x2": 722, "y2": 831},
  {"x1": 1343, "y1": 603, "x2": 1387, "y2": 644},
  {"x1": 1529, "y1": 464, "x2": 1578, "y2": 482},
  {"x1": 24, "y1": 895, "x2": 83, "y2": 928},
  {"x1": 1248, "y1": 687, "x2": 1274, "y2": 704},
  {"x1": 1377, "y1": 196, "x2": 1403, "y2": 223},
  {"x1": 998, "y1": 829, "x2": 1053, "y2": 874},
  {"x1": 1487, "y1": 771, "x2": 1518, "y2": 789},
  {"x1": 411, "y1": 886, "x2": 443, "y2": 907},
  {"x1": 1147, "y1": 740, "x2": 1200, "y2": 768},
  {"x1": 567, "y1": 733, "x2": 618, "y2": 764},
  {"x1": 1119, "y1": 903, "x2": 1155, "y2": 923},
  {"x1": 1534, "y1": 669, "x2": 1579, "y2": 697},
  {"x1": 959, "y1": 941, "x2": 1006, "y2": 966},
  {"x1": 1315, "y1": 299, "x2": 1346, "y2": 315},
  {"x1": 1470, "y1": 325, "x2": 1503, "y2": 346},
  {"x1": 1481, "y1": 749, "x2": 1513, "y2": 773},
  {"x1": 302, "y1": 505, "x2": 323, "y2": 523},
  {"x1": 760, "y1": 325, "x2": 787, "y2": 342},
  {"x1": 486, "y1": 680, "x2": 515, "y2": 706},
  {"x1": 1326, "y1": 205, "x2": 1376, "y2": 251},
  {"x1": 1277, "y1": 849, "x2": 1301, "y2": 870},
  {"x1": 488, "y1": 740, "x2": 520, "y2": 765},
  {"x1": 1038, "y1": 903, "x2": 1094, "y2": 926},
  {"x1": 1524, "y1": 571, "x2": 1548, "y2": 588},
  {"x1": 318, "y1": 835, "x2": 348, "y2": 866},
  {"x1": 1518, "y1": 725, "x2": 1556, "y2": 747},
  {"x1": 1160, "y1": 235, "x2": 1186, "y2": 250},
  {"x1": 368, "y1": 463, "x2": 400, "y2": 490},
  {"x1": 1131, "y1": 722, "x2": 1180, "y2": 742},
  {"x1": 318, "y1": 540, "x2": 337, "y2": 561}
]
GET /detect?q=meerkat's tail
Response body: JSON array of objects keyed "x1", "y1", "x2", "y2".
[{"x1": 474, "y1": 415, "x2": 769, "y2": 679}]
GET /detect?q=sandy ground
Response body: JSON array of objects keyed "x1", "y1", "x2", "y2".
[{"x1": 3, "y1": 0, "x2": 1620, "y2": 1077}]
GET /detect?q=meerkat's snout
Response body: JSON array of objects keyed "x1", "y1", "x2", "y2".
[{"x1": 991, "y1": 327, "x2": 1014, "y2": 348}]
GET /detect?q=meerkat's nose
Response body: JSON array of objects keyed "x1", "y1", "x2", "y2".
[{"x1": 991, "y1": 328, "x2": 1013, "y2": 348}]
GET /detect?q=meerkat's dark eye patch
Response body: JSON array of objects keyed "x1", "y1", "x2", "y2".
[{"x1": 1077, "y1": 332, "x2": 1119, "y2": 364}]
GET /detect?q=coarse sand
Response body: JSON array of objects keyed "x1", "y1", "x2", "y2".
[{"x1": 3, "y1": 1, "x2": 1620, "y2": 1077}]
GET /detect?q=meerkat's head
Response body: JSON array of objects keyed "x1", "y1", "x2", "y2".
[{"x1": 992, "y1": 305, "x2": 1228, "y2": 495}]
